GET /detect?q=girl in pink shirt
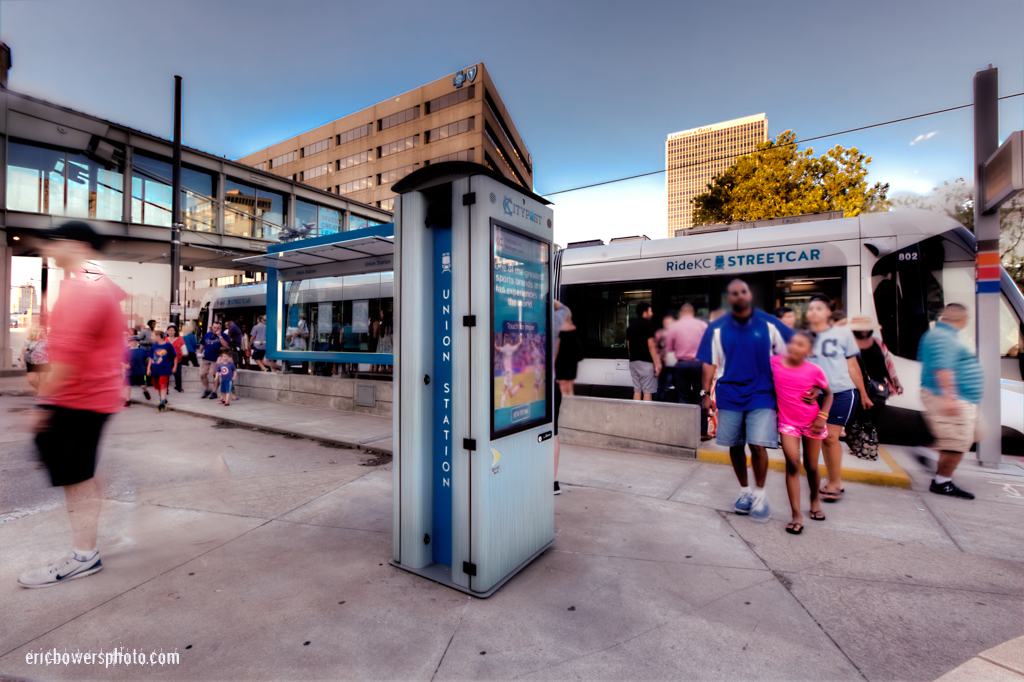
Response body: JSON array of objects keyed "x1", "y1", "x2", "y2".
[{"x1": 770, "y1": 332, "x2": 833, "y2": 535}]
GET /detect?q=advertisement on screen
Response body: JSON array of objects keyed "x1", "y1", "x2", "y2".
[{"x1": 491, "y1": 220, "x2": 551, "y2": 438}]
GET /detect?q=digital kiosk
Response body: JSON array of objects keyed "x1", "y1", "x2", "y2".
[{"x1": 390, "y1": 162, "x2": 555, "y2": 597}]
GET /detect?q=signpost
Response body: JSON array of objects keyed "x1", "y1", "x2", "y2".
[
  {"x1": 974, "y1": 66, "x2": 1023, "y2": 468},
  {"x1": 169, "y1": 75, "x2": 183, "y2": 331}
]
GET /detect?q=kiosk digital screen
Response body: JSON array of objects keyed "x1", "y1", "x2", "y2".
[{"x1": 491, "y1": 219, "x2": 551, "y2": 439}]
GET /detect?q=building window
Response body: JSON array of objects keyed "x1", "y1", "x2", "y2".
[
  {"x1": 378, "y1": 197, "x2": 395, "y2": 211},
  {"x1": 302, "y1": 164, "x2": 331, "y2": 181},
  {"x1": 483, "y1": 152, "x2": 499, "y2": 174},
  {"x1": 483, "y1": 89, "x2": 532, "y2": 175},
  {"x1": 378, "y1": 106, "x2": 420, "y2": 131},
  {"x1": 337, "y1": 123, "x2": 373, "y2": 146},
  {"x1": 7, "y1": 140, "x2": 125, "y2": 221},
  {"x1": 426, "y1": 116, "x2": 475, "y2": 143},
  {"x1": 337, "y1": 177, "x2": 373, "y2": 195},
  {"x1": 378, "y1": 164, "x2": 418, "y2": 187},
  {"x1": 426, "y1": 149, "x2": 475, "y2": 165},
  {"x1": 483, "y1": 122, "x2": 526, "y2": 187},
  {"x1": 378, "y1": 134, "x2": 419, "y2": 159},
  {"x1": 131, "y1": 150, "x2": 215, "y2": 231},
  {"x1": 253, "y1": 162, "x2": 266, "y2": 171},
  {"x1": 349, "y1": 214, "x2": 385, "y2": 231},
  {"x1": 426, "y1": 85, "x2": 474, "y2": 114},
  {"x1": 287, "y1": 200, "x2": 341, "y2": 241},
  {"x1": 301, "y1": 138, "x2": 332, "y2": 158},
  {"x1": 224, "y1": 178, "x2": 287, "y2": 241},
  {"x1": 270, "y1": 151, "x2": 297, "y2": 168},
  {"x1": 337, "y1": 149, "x2": 372, "y2": 170}
]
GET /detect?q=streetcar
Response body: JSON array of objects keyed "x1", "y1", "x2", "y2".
[{"x1": 557, "y1": 209, "x2": 1024, "y2": 450}]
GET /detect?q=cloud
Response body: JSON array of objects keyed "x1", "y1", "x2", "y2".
[{"x1": 910, "y1": 131, "x2": 939, "y2": 146}]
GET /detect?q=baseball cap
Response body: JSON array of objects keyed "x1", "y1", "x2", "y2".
[{"x1": 44, "y1": 221, "x2": 109, "y2": 252}]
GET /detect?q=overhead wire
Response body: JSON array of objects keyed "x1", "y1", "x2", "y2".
[{"x1": 539, "y1": 92, "x2": 1024, "y2": 197}]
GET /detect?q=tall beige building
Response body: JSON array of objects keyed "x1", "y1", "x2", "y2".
[
  {"x1": 239, "y1": 63, "x2": 533, "y2": 212},
  {"x1": 666, "y1": 113, "x2": 767, "y2": 236}
]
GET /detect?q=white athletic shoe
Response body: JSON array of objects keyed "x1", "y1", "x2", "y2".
[
  {"x1": 749, "y1": 495, "x2": 771, "y2": 523},
  {"x1": 18, "y1": 552, "x2": 103, "y2": 589}
]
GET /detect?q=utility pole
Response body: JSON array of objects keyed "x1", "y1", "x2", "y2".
[
  {"x1": 170, "y1": 75, "x2": 183, "y2": 330},
  {"x1": 973, "y1": 65, "x2": 1001, "y2": 469}
]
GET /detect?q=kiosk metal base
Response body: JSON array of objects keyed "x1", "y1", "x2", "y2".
[{"x1": 390, "y1": 539, "x2": 554, "y2": 599}]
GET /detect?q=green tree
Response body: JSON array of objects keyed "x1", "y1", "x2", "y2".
[{"x1": 692, "y1": 130, "x2": 890, "y2": 226}]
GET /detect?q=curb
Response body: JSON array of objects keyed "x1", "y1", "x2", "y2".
[
  {"x1": 696, "y1": 445, "x2": 912, "y2": 489},
  {"x1": 128, "y1": 399, "x2": 393, "y2": 456}
]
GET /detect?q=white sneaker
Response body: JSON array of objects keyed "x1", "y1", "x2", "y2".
[
  {"x1": 749, "y1": 495, "x2": 771, "y2": 523},
  {"x1": 19, "y1": 551, "x2": 103, "y2": 589}
]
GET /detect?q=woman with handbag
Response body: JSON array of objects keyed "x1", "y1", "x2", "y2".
[{"x1": 846, "y1": 316, "x2": 904, "y2": 460}]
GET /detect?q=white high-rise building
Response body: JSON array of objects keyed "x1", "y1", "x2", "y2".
[{"x1": 666, "y1": 114, "x2": 767, "y2": 236}]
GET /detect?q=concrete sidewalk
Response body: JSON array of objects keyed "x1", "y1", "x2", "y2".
[
  {"x1": 1, "y1": 390, "x2": 1022, "y2": 681},
  {"x1": 148, "y1": 384, "x2": 922, "y2": 487},
  {"x1": 147, "y1": 389, "x2": 394, "y2": 454}
]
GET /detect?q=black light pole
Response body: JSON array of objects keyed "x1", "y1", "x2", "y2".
[{"x1": 170, "y1": 75, "x2": 183, "y2": 330}]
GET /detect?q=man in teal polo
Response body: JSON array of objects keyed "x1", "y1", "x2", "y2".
[{"x1": 918, "y1": 304, "x2": 983, "y2": 499}]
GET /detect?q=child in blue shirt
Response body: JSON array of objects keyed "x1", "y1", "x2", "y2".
[
  {"x1": 125, "y1": 337, "x2": 151, "y2": 404},
  {"x1": 147, "y1": 330, "x2": 178, "y2": 413},
  {"x1": 215, "y1": 349, "x2": 237, "y2": 406}
]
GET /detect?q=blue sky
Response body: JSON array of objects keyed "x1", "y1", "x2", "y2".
[{"x1": 2, "y1": 0, "x2": 1022, "y2": 245}]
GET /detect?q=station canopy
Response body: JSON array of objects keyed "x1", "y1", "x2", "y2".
[{"x1": 234, "y1": 235, "x2": 394, "y2": 274}]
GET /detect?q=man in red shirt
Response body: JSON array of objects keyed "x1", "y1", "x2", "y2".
[{"x1": 19, "y1": 222, "x2": 126, "y2": 589}]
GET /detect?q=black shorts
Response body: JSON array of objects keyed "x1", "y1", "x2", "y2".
[
  {"x1": 252, "y1": 349, "x2": 266, "y2": 361},
  {"x1": 35, "y1": 407, "x2": 110, "y2": 487},
  {"x1": 128, "y1": 374, "x2": 147, "y2": 386},
  {"x1": 27, "y1": 362, "x2": 52, "y2": 373},
  {"x1": 554, "y1": 383, "x2": 562, "y2": 436}
]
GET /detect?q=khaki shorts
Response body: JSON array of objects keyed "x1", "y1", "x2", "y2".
[
  {"x1": 920, "y1": 389, "x2": 979, "y2": 453},
  {"x1": 200, "y1": 359, "x2": 218, "y2": 383}
]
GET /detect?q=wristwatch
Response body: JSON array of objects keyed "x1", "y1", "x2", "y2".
[{"x1": 699, "y1": 390, "x2": 709, "y2": 397}]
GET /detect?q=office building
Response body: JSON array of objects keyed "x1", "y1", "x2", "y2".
[
  {"x1": 666, "y1": 114, "x2": 767, "y2": 236},
  {"x1": 13, "y1": 283, "x2": 35, "y2": 314},
  {"x1": 238, "y1": 63, "x2": 534, "y2": 211}
]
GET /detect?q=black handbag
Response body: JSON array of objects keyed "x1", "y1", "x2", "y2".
[
  {"x1": 866, "y1": 378, "x2": 890, "y2": 403},
  {"x1": 857, "y1": 345, "x2": 890, "y2": 403}
]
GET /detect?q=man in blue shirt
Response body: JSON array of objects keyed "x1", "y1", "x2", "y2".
[
  {"x1": 200, "y1": 322, "x2": 229, "y2": 399},
  {"x1": 698, "y1": 279, "x2": 794, "y2": 521},
  {"x1": 917, "y1": 303, "x2": 982, "y2": 499}
]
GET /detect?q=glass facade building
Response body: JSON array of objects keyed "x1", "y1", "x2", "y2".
[
  {"x1": 665, "y1": 114, "x2": 767, "y2": 236},
  {"x1": 3, "y1": 96, "x2": 391, "y2": 247}
]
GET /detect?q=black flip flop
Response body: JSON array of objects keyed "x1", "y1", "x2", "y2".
[
  {"x1": 809, "y1": 510, "x2": 826, "y2": 521},
  {"x1": 820, "y1": 488, "x2": 843, "y2": 503},
  {"x1": 786, "y1": 522, "x2": 803, "y2": 535}
]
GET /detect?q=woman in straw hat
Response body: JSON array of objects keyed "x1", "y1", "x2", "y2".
[{"x1": 845, "y1": 316, "x2": 903, "y2": 460}]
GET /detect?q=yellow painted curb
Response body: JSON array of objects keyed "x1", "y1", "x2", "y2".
[{"x1": 696, "y1": 445, "x2": 912, "y2": 489}]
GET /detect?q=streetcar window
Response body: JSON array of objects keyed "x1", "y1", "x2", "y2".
[
  {"x1": 871, "y1": 234, "x2": 975, "y2": 359},
  {"x1": 561, "y1": 268, "x2": 844, "y2": 359}
]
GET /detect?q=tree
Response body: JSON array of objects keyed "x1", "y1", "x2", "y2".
[
  {"x1": 691, "y1": 130, "x2": 890, "y2": 226},
  {"x1": 894, "y1": 178, "x2": 1024, "y2": 288}
]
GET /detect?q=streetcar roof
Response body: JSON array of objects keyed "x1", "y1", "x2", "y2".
[{"x1": 559, "y1": 210, "x2": 965, "y2": 268}]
